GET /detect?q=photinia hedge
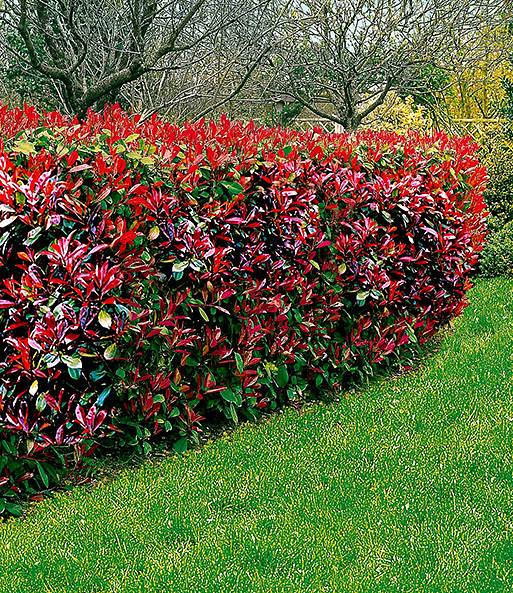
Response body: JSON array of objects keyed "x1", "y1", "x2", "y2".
[{"x1": 0, "y1": 104, "x2": 487, "y2": 515}]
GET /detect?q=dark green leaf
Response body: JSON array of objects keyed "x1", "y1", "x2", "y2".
[
  {"x1": 221, "y1": 388, "x2": 237, "y2": 403},
  {"x1": 276, "y1": 365, "x2": 289, "y2": 388},
  {"x1": 36, "y1": 462, "x2": 49, "y2": 489},
  {"x1": 173, "y1": 437, "x2": 188, "y2": 454},
  {"x1": 229, "y1": 403, "x2": 238, "y2": 424},
  {"x1": 5, "y1": 503, "x2": 23, "y2": 517},
  {"x1": 68, "y1": 366, "x2": 81, "y2": 380}
]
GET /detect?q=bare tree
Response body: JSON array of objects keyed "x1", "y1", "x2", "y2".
[
  {"x1": 0, "y1": 0, "x2": 276, "y2": 118},
  {"x1": 122, "y1": 0, "x2": 290, "y2": 123},
  {"x1": 269, "y1": 0, "x2": 509, "y2": 130}
]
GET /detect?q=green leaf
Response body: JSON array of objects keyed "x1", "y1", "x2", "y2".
[
  {"x1": 153, "y1": 394, "x2": 165, "y2": 403},
  {"x1": 104, "y1": 343, "x2": 117, "y2": 360},
  {"x1": 235, "y1": 352, "x2": 244, "y2": 373},
  {"x1": 68, "y1": 366, "x2": 81, "y2": 380},
  {"x1": 199, "y1": 307, "x2": 209, "y2": 322},
  {"x1": 98, "y1": 309, "x2": 112, "y2": 329},
  {"x1": 198, "y1": 167, "x2": 212, "y2": 180},
  {"x1": 173, "y1": 437, "x2": 188, "y2": 454},
  {"x1": 229, "y1": 403, "x2": 238, "y2": 424},
  {"x1": 221, "y1": 181, "x2": 244, "y2": 195},
  {"x1": 5, "y1": 503, "x2": 23, "y2": 517},
  {"x1": 35, "y1": 393, "x2": 46, "y2": 412},
  {"x1": 36, "y1": 462, "x2": 49, "y2": 489},
  {"x1": 276, "y1": 365, "x2": 289, "y2": 388},
  {"x1": 61, "y1": 354, "x2": 82, "y2": 369},
  {"x1": 221, "y1": 388, "x2": 237, "y2": 403},
  {"x1": 13, "y1": 140, "x2": 36, "y2": 155},
  {"x1": 287, "y1": 386, "x2": 297, "y2": 400}
]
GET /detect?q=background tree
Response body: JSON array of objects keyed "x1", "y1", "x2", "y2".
[
  {"x1": 268, "y1": 0, "x2": 508, "y2": 130},
  {"x1": 128, "y1": 0, "x2": 290, "y2": 123},
  {"x1": 0, "y1": 0, "x2": 278, "y2": 118}
]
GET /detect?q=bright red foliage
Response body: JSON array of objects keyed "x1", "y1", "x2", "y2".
[{"x1": 0, "y1": 104, "x2": 487, "y2": 508}]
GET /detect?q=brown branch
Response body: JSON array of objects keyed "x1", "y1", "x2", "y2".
[
  {"x1": 149, "y1": 0, "x2": 206, "y2": 65},
  {"x1": 195, "y1": 46, "x2": 271, "y2": 120}
]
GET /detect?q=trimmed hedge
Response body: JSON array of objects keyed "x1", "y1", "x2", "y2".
[{"x1": 0, "y1": 105, "x2": 487, "y2": 516}]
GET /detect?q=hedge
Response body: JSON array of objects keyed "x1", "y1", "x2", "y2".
[{"x1": 0, "y1": 104, "x2": 487, "y2": 516}]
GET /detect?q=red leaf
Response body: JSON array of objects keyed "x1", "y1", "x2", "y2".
[
  {"x1": 69, "y1": 163, "x2": 92, "y2": 173},
  {"x1": 15, "y1": 472, "x2": 34, "y2": 483}
]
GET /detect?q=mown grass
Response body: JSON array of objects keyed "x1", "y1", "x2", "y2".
[{"x1": 1, "y1": 278, "x2": 513, "y2": 592}]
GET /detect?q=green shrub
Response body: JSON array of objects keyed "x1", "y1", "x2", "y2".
[{"x1": 480, "y1": 217, "x2": 513, "y2": 277}]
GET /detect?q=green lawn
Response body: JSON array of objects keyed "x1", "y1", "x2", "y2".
[{"x1": 1, "y1": 278, "x2": 513, "y2": 592}]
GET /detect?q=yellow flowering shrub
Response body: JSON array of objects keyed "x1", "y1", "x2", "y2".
[{"x1": 362, "y1": 92, "x2": 431, "y2": 133}]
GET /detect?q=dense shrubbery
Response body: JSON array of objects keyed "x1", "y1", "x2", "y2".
[
  {"x1": 478, "y1": 178, "x2": 513, "y2": 279},
  {"x1": 477, "y1": 83, "x2": 513, "y2": 276},
  {"x1": 0, "y1": 104, "x2": 487, "y2": 516},
  {"x1": 480, "y1": 218, "x2": 513, "y2": 277},
  {"x1": 362, "y1": 92, "x2": 432, "y2": 134}
]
